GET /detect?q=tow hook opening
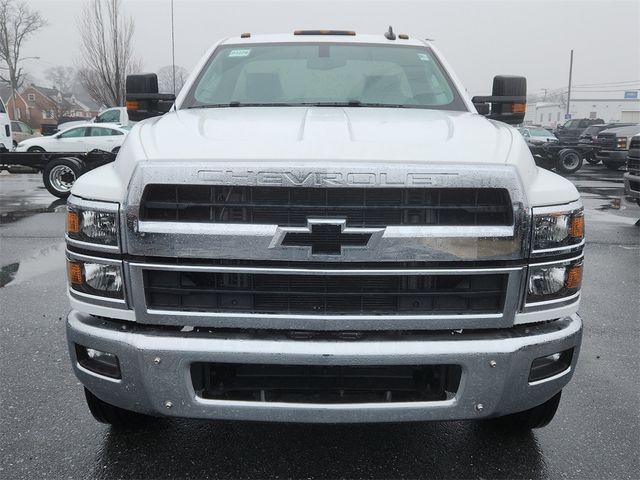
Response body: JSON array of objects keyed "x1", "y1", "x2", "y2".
[{"x1": 528, "y1": 348, "x2": 574, "y2": 383}]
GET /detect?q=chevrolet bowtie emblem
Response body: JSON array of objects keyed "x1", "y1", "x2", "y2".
[{"x1": 273, "y1": 219, "x2": 384, "y2": 255}]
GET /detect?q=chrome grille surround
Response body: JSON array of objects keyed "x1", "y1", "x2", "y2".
[
  {"x1": 123, "y1": 162, "x2": 530, "y2": 262},
  {"x1": 120, "y1": 162, "x2": 531, "y2": 330}
]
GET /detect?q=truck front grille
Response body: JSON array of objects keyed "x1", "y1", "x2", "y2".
[
  {"x1": 596, "y1": 133, "x2": 617, "y2": 150},
  {"x1": 191, "y1": 363, "x2": 462, "y2": 404},
  {"x1": 144, "y1": 269, "x2": 508, "y2": 315},
  {"x1": 140, "y1": 185, "x2": 513, "y2": 227}
]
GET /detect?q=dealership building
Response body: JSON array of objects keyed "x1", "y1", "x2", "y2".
[{"x1": 524, "y1": 93, "x2": 640, "y2": 127}]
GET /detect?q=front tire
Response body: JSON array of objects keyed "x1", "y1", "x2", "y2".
[
  {"x1": 493, "y1": 391, "x2": 562, "y2": 429},
  {"x1": 42, "y1": 157, "x2": 84, "y2": 198},
  {"x1": 556, "y1": 149, "x2": 583, "y2": 174},
  {"x1": 27, "y1": 146, "x2": 45, "y2": 153},
  {"x1": 84, "y1": 388, "x2": 154, "y2": 428}
]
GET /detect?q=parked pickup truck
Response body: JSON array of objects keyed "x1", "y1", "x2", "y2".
[
  {"x1": 596, "y1": 124, "x2": 640, "y2": 170},
  {"x1": 64, "y1": 30, "x2": 584, "y2": 430},
  {"x1": 624, "y1": 134, "x2": 640, "y2": 206}
]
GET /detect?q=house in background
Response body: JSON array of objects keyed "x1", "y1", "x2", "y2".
[{"x1": 4, "y1": 84, "x2": 100, "y2": 132}]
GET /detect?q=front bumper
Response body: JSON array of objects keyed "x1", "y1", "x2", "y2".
[
  {"x1": 597, "y1": 150, "x2": 627, "y2": 165},
  {"x1": 623, "y1": 172, "x2": 640, "y2": 200},
  {"x1": 67, "y1": 311, "x2": 582, "y2": 423}
]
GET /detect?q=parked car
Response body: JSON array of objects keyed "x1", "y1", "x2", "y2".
[
  {"x1": 57, "y1": 107, "x2": 131, "y2": 132},
  {"x1": 10, "y1": 120, "x2": 41, "y2": 147},
  {"x1": 518, "y1": 126, "x2": 558, "y2": 145},
  {"x1": 623, "y1": 134, "x2": 640, "y2": 206},
  {"x1": 578, "y1": 123, "x2": 635, "y2": 164},
  {"x1": 15, "y1": 123, "x2": 129, "y2": 153},
  {"x1": 595, "y1": 124, "x2": 640, "y2": 170},
  {"x1": 554, "y1": 118, "x2": 604, "y2": 144}
]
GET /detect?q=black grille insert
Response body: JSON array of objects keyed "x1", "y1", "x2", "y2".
[
  {"x1": 145, "y1": 270, "x2": 508, "y2": 315},
  {"x1": 140, "y1": 185, "x2": 513, "y2": 227},
  {"x1": 191, "y1": 363, "x2": 462, "y2": 403}
]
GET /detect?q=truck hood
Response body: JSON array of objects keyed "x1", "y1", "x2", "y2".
[
  {"x1": 75, "y1": 106, "x2": 580, "y2": 207},
  {"x1": 133, "y1": 107, "x2": 513, "y2": 164}
]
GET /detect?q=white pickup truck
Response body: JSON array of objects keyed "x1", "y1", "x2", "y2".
[{"x1": 64, "y1": 30, "x2": 584, "y2": 430}]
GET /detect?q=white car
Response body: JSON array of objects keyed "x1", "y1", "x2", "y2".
[
  {"x1": 518, "y1": 126, "x2": 558, "y2": 145},
  {"x1": 16, "y1": 123, "x2": 129, "y2": 153}
]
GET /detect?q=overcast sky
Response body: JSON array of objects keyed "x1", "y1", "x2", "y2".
[{"x1": 22, "y1": 0, "x2": 640, "y2": 99}]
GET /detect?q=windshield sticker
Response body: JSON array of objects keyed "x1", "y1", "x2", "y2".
[
  {"x1": 228, "y1": 49, "x2": 251, "y2": 58},
  {"x1": 418, "y1": 53, "x2": 430, "y2": 62}
]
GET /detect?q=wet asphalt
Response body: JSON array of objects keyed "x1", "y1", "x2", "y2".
[{"x1": 0, "y1": 166, "x2": 638, "y2": 480}]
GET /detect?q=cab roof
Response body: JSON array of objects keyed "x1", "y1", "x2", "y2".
[{"x1": 220, "y1": 32, "x2": 431, "y2": 47}]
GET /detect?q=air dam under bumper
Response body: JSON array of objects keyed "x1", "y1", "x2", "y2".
[{"x1": 67, "y1": 311, "x2": 582, "y2": 423}]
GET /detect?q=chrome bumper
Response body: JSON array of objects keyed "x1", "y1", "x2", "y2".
[{"x1": 67, "y1": 311, "x2": 582, "y2": 423}]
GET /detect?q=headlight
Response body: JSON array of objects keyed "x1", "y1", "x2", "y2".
[
  {"x1": 68, "y1": 259, "x2": 123, "y2": 299},
  {"x1": 527, "y1": 258, "x2": 583, "y2": 305},
  {"x1": 532, "y1": 204, "x2": 584, "y2": 253},
  {"x1": 617, "y1": 137, "x2": 627, "y2": 149},
  {"x1": 67, "y1": 202, "x2": 119, "y2": 248}
]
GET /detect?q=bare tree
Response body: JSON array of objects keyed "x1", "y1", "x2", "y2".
[
  {"x1": 0, "y1": 0, "x2": 46, "y2": 116},
  {"x1": 157, "y1": 65, "x2": 189, "y2": 95},
  {"x1": 76, "y1": 0, "x2": 141, "y2": 107},
  {"x1": 45, "y1": 65, "x2": 77, "y2": 93}
]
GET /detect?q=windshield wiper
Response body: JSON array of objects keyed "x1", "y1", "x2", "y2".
[
  {"x1": 186, "y1": 101, "x2": 306, "y2": 109},
  {"x1": 186, "y1": 101, "x2": 414, "y2": 109}
]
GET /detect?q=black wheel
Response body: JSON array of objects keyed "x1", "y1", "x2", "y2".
[
  {"x1": 493, "y1": 391, "x2": 562, "y2": 430},
  {"x1": 84, "y1": 388, "x2": 154, "y2": 428},
  {"x1": 27, "y1": 146, "x2": 45, "y2": 153},
  {"x1": 42, "y1": 157, "x2": 84, "y2": 198},
  {"x1": 604, "y1": 162, "x2": 621, "y2": 171},
  {"x1": 556, "y1": 149, "x2": 583, "y2": 174}
]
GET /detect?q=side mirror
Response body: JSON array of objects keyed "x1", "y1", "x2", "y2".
[
  {"x1": 471, "y1": 75, "x2": 527, "y2": 125},
  {"x1": 125, "y1": 73, "x2": 176, "y2": 121}
]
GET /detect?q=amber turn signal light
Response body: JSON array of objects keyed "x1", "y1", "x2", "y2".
[
  {"x1": 569, "y1": 215, "x2": 584, "y2": 239},
  {"x1": 125, "y1": 100, "x2": 140, "y2": 111},
  {"x1": 67, "y1": 211, "x2": 80, "y2": 234},
  {"x1": 565, "y1": 264, "x2": 583, "y2": 290},
  {"x1": 67, "y1": 261, "x2": 83, "y2": 285},
  {"x1": 511, "y1": 103, "x2": 526, "y2": 113}
]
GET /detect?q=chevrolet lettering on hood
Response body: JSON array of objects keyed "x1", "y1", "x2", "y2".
[{"x1": 197, "y1": 170, "x2": 458, "y2": 187}]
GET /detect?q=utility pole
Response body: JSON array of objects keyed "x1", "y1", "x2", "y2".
[
  {"x1": 170, "y1": 0, "x2": 176, "y2": 97},
  {"x1": 566, "y1": 50, "x2": 574, "y2": 118}
]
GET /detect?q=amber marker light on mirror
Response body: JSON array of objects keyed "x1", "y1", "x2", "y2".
[{"x1": 512, "y1": 103, "x2": 526, "y2": 113}]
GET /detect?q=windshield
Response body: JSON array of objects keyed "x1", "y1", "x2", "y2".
[
  {"x1": 182, "y1": 43, "x2": 466, "y2": 111},
  {"x1": 529, "y1": 128, "x2": 553, "y2": 136}
]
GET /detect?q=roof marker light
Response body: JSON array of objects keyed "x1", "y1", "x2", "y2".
[{"x1": 294, "y1": 30, "x2": 356, "y2": 36}]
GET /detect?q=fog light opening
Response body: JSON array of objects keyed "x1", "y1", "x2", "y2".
[
  {"x1": 529, "y1": 348, "x2": 574, "y2": 383},
  {"x1": 75, "y1": 344, "x2": 121, "y2": 379}
]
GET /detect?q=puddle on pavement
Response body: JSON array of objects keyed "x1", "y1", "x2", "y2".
[
  {"x1": 0, "y1": 242, "x2": 66, "y2": 288},
  {"x1": 0, "y1": 198, "x2": 67, "y2": 225}
]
